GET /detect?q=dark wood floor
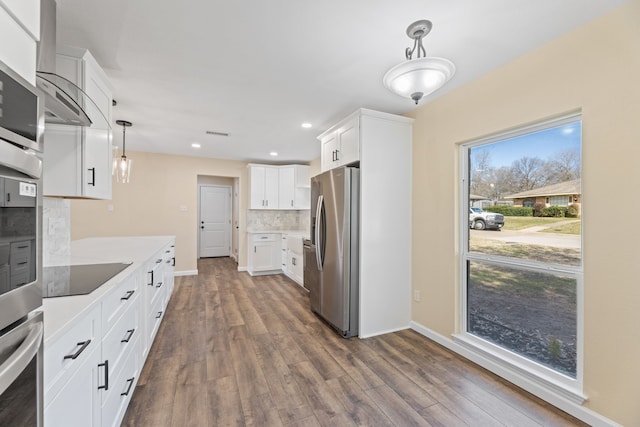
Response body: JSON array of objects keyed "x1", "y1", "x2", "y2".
[{"x1": 122, "y1": 257, "x2": 587, "y2": 427}]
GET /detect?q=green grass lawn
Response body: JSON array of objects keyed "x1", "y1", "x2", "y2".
[
  {"x1": 501, "y1": 216, "x2": 581, "y2": 234},
  {"x1": 540, "y1": 221, "x2": 581, "y2": 235}
]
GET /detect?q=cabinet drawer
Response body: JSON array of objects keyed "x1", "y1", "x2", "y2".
[
  {"x1": 102, "y1": 298, "x2": 139, "y2": 375},
  {"x1": 101, "y1": 335, "x2": 140, "y2": 427},
  {"x1": 44, "y1": 303, "x2": 101, "y2": 399},
  {"x1": 147, "y1": 292, "x2": 165, "y2": 344},
  {"x1": 252, "y1": 233, "x2": 279, "y2": 242},
  {"x1": 102, "y1": 273, "x2": 138, "y2": 332}
]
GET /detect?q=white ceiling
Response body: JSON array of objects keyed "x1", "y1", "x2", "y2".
[{"x1": 55, "y1": 0, "x2": 628, "y2": 164}]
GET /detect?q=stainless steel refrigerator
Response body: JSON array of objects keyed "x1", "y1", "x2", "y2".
[{"x1": 304, "y1": 166, "x2": 359, "y2": 338}]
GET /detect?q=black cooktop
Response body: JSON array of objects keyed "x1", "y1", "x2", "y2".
[{"x1": 42, "y1": 262, "x2": 132, "y2": 298}]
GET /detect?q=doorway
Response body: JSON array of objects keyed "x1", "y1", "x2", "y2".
[{"x1": 198, "y1": 184, "x2": 232, "y2": 258}]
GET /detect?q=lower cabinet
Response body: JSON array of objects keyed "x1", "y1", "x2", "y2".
[
  {"x1": 44, "y1": 239, "x2": 175, "y2": 427},
  {"x1": 247, "y1": 233, "x2": 281, "y2": 275}
]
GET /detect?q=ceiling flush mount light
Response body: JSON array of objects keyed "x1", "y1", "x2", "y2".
[
  {"x1": 191, "y1": 143, "x2": 201, "y2": 148},
  {"x1": 301, "y1": 123, "x2": 312, "y2": 129},
  {"x1": 113, "y1": 120, "x2": 133, "y2": 183},
  {"x1": 383, "y1": 20, "x2": 455, "y2": 105},
  {"x1": 269, "y1": 151, "x2": 278, "y2": 157}
]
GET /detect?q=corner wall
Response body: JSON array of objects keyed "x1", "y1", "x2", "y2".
[{"x1": 409, "y1": 1, "x2": 640, "y2": 425}]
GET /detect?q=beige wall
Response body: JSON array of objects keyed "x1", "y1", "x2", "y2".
[
  {"x1": 71, "y1": 151, "x2": 249, "y2": 272},
  {"x1": 409, "y1": 1, "x2": 640, "y2": 425}
]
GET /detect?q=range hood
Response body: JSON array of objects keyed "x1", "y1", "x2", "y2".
[{"x1": 36, "y1": 0, "x2": 106, "y2": 128}]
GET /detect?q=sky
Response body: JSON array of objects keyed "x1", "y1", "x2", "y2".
[{"x1": 471, "y1": 120, "x2": 581, "y2": 168}]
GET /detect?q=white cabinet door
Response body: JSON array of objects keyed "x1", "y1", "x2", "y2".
[
  {"x1": 278, "y1": 167, "x2": 295, "y2": 209},
  {"x1": 337, "y1": 117, "x2": 359, "y2": 166},
  {"x1": 321, "y1": 133, "x2": 339, "y2": 172},
  {"x1": 252, "y1": 242, "x2": 274, "y2": 271},
  {"x1": 249, "y1": 165, "x2": 279, "y2": 209},
  {"x1": 249, "y1": 166, "x2": 266, "y2": 209},
  {"x1": 319, "y1": 115, "x2": 360, "y2": 172},
  {"x1": 44, "y1": 344, "x2": 102, "y2": 427},
  {"x1": 43, "y1": 49, "x2": 113, "y2": 199}
]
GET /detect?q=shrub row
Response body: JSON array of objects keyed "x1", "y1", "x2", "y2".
[
  {"x1": 484, "y1": 206, "x2": 533, "y2": 216},
  {"x1": 483, "y1": 203, "x2": 580, "y2": 218},
  {"x1": 533, "y1": 203, "x2": 580, "y2": 218}
]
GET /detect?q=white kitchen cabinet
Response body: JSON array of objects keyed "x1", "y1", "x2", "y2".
[
  {"x1": 249, "y1": 165, "x2": 279, "y2": 209},
  {"x1": 247, "y1": 233, "x2": 281, "y2": 275},
  {"x1": 320, "y1": 116, "x2": 360, "y2": 172},
  {"x1": 43, "y1": 47, "x2": 113, "y2": 199},
  {"x1": 249, "y1": 164, "x2": 310, "y2": 210},
  {"x1": 285, "y1": 235, "x2": 304, "y2": 286},
  {"x1": 0, "y1": 1, "x2": 38, "y2": 84},
  {"x1": 318, "y1": 108, "x2": 413, "y2": 338},
  {"x1": 44, "y1": 238, "x2": 176, "y2": 427},
  {"x1": 44, "y1": 304, "x2": 102, "y2": 427},
  {"x1": 278, "y1": 165, "x2": 310, "y2": 210}
]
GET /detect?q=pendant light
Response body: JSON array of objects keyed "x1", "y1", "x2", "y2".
[
  {"x1": 113, "y1": 120, "x2": 133, "y2": 183},
  {"x1": 383, "y1": 20, "x2": 455, "y2": 104}
]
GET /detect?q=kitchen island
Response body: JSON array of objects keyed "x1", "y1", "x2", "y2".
[{"x1": 43, "y1": 236, "x2": 175, "y2": 427}]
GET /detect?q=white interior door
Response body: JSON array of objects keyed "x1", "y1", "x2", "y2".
[{"x1": 199, "y1": 185, "x2": 231, "y2": 257}]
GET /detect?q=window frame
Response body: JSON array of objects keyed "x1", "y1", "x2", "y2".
[{"x1": 456, "y1": 112, "x2": 585, "y2": 401}]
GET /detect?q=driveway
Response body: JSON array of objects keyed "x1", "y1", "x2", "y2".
[{"x1": 470, "y1": 221, "x2": 581, "y2": 249}]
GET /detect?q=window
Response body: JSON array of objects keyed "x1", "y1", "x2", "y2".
[
  {"x1": 549, "y1": 196, "x2": 570, "y2": 207},
  {"x1": 460, "y1": 114, "x2": 582, "y2": 392}
]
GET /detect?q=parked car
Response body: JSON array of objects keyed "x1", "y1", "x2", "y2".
[{"x1": 469, "y1": 207, "x2": 504, "y2": 230}]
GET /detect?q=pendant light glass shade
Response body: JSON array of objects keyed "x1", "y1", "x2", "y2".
[
  {"x1": 113, "y1": 154, "x2": 132, "y2": 183},
  {"x1": 113, "y1": 120, "x2": 133, "y2": 183},
  {"x1": 383, "y1": 20, "x2": 455, "y2": 104},
  {"x1": 383, "y1": 57, "x2": 455, "y2": 103}
]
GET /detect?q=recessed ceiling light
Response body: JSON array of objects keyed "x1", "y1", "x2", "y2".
[
  {"x1": 269, "y1": 151, "x2": 278, "y2": 156},
  {"x1": 191, "y1": 143, "x2": 201, "y2": 148},
  {"x1": 301, "y1": 123, "x2": 312, "y2": 129}
]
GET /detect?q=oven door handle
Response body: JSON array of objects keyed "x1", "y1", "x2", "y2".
[{"x1": 0, "y1": 319, "x2": 43, "y2": 396}]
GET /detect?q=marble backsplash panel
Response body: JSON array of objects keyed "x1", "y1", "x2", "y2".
[
  {"x1": 247, "y1": 210, "x2": 309, "y2": 232},
  {"x1": 42, "y1": 197, "x2": 71, "y2": 265}
]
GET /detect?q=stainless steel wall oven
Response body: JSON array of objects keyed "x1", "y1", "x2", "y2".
[{"x1": 0, "y1": 59, "x2": 44, "y2": 426}]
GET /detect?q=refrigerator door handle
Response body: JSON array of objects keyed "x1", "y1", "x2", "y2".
[{"x1": 315, "y1": 195, "x2": 324, "y2": 271}]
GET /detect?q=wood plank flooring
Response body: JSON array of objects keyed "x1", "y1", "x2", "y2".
[{"x1": 122, "y1": 257, "x2": 587, "y2": 427}]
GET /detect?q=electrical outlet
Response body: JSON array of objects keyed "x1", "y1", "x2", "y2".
[{"x1": 414, "y1": 290, "x2": 421, "y2": 302}]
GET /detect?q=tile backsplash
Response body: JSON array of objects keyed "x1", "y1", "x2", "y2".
[
  {"x1": 42, "y1": 197, "x2": 71, "y2": 265},
  {"x1": 247, "y1": 210, "x2": 309, "y2": 232}
]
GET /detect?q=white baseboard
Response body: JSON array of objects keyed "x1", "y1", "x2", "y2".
[
  {"x1": 174, "y1": 269, "x2": 197, "y2": 276},
  {"x1": 359, "y1": 324, "x2": 410, "y2": 339},
  {"x1": 409, "y1": 321, "x2": 621, "y2": 427},
  {"x1": 237, "y1": 266, "x2": 247, "y2": 272}
]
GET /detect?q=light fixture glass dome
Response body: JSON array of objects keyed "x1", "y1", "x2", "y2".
[
  {"x1": 383, "y1": 20, "x2": 455, "y2": 104},
  {"x1": 383, "y1": 57, "x2": 455, "y2": 103}
]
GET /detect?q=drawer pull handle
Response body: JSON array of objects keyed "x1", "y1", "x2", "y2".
[
  {"x1": 165, "y1": 250, "x2": 170, "y2": 253},
  {"x1": 98, "y1": 360, "x2": 109, "y2": 390},
  {"x1": 64, "y1": 339, "x2": 92, "y2": 360},
  {"x1": 166, "y1": 260, "x2": 171, "y2": 264},
  {"x1": 148, "y1": 270, "x2": 154, "y2": 286},
  {"x1": 156, "y1": 281, "x2": 163, "y2": 288},
  {"x1": 121, "y1": 377, "x2": 135, "y2": 396},
  {"x1": 172, "y1": 257, "x2": 175, "y2": 267},
  {"x1": 17, "y1": 245, "x2": 28, "y2": 249},
  {"x1": 156, "y1": 311, "x2": 163, "y2": 319},
  {"x1": 17, "y1": 261, "x2": 28, "y2": 265},
  {"x1": 121, "y1": 329, "x2": 135, "y2": 343},
  {"x1": 120, "y1": 290, "x2": 135, "y2": 301},
  {"x1": 156, "y1": 259, "x2": 162, "y2": 264}
]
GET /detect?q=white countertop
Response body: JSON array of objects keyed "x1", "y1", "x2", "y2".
[{"x1": 42, "y1": 236, "x2": 174, "y2": 344}]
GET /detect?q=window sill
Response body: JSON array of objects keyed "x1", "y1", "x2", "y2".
[{"x1": 452, "y1": 332, "x2": 586, "y2": 405}]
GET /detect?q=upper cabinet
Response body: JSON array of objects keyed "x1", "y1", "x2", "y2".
[
  {"x1": 43, "y1": 47, "x2": 114, "y2": 199},
  {"x1": 248, "y1": 164, "x2": 310, "y2": 210},
  {"x1": 319, "y1": 115, "x2": 359, "y2": 172},
  {"x1": 249, "y1": 165, "x2": 279, "y2": 209},
  {"x1": 0, "y1": 0, "x2": 39, "y2": 83},
  {"x1": 278, "y1": 165, "x2": 310, "y2": 210}
]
